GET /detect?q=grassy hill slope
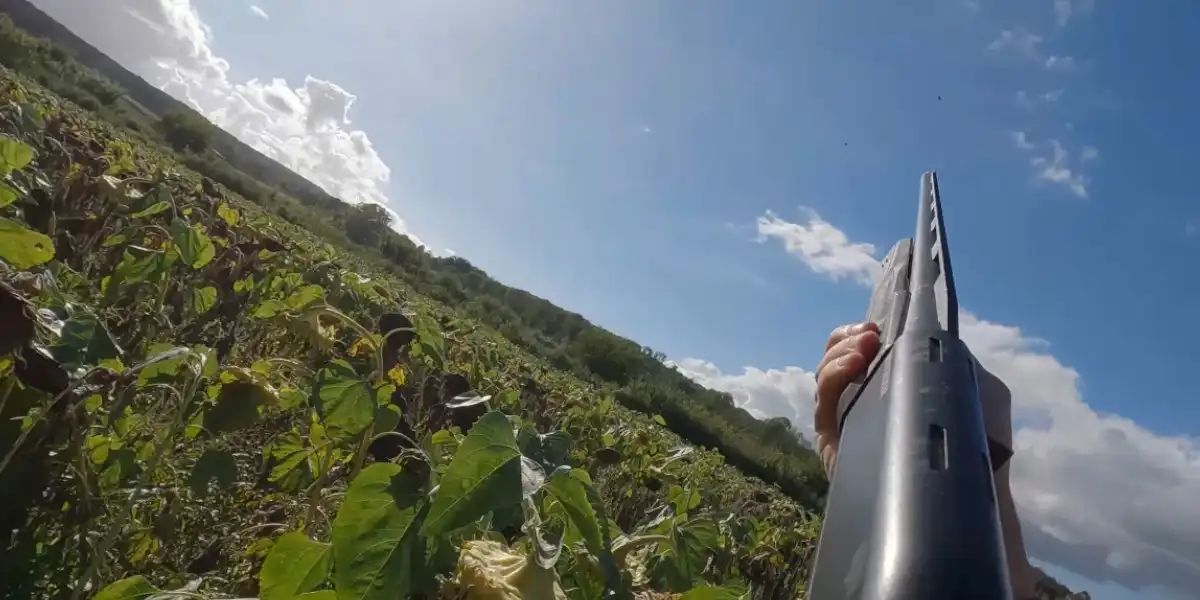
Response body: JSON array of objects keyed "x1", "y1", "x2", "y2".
[{"x1": 0, "y1": 1, "x2": 830, "y2": 509}]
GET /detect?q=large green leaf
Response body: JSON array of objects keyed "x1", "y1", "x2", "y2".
[
  {"x1": 188, "y1": 449, "x2": 237, "y2": 497},
  {"x1": 204, "y1": 381, "x2": 269, "y2": 434},
  {"x1": 188, "y1": 286, "x2": 218, "y2": 314},
  {"x1": 421, "y1": 411, "x2": 522, "y2": 537},
  {"x1": 313, "y1": 360, "x2": 373, "y2": 443},
  {"x1": 0, "y1": 217, "x2": 53, "y2": 269},
  {"x1": 678, "y1": 586, "x2": 746, "y2": 600},
  {"x1": 170, "y1": 217, "x2": 215, "y2": 269},
  {"x1": 51, "y1": 308, "x2": 123, "y2": 368},
  {"x1": 111, "y1": 246, "x2": 164, "y2": 286},
  {"x1": 260, "y1": 531, "x2": 331, "y2": 600},
  {"x1": 0, "y1": 182, "x2": 18, "y2": 207},
  {"x1": 332, "y1": 463, "x2": 428, "y2": 600},
  {"x1": 0, "y1": 135, "x2": 34, "y2": 173},
  {"x1": 92, "y1": 575, "x2": 157, "y2": 600},
  {"x1": 546, "y1": 468, "x2": 606, "y2": 556}
]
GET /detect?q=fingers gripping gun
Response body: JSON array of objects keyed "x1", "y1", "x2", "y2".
[{"x1": 805, "y1": 173, "x2": 1013, "y2": 600}]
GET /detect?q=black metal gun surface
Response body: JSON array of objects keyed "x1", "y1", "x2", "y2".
[{"x1": 805, "y1": 172, "x2": 1013, "y2": 600}]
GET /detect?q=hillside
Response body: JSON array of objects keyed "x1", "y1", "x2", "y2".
[
  {"x1": 0, "y1": 0, "x2": 831, "y2": 509},
  {"x1": 0, "y1": 6, "x2": 1083, "y2": 599}
]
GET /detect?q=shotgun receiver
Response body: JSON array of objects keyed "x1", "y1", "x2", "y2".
[{"x1": 805, "y1": 172, "x2": 1013, "y2": 600}]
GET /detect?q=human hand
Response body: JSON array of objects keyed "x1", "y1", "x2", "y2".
[{"x1": 813, "y1": 321, "x2": 882, "y2": 476}]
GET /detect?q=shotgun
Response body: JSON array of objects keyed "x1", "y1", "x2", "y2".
[{"x1": 805, "y1": 172, "x2": 1013, "y2": 600}]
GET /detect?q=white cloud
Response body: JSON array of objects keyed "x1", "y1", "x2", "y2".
[
  {"x1": 28, "y1": 0, "x2": 426, "y2": 248},
  {"x1": 988, "y1": 28, "x2": 1044, "y2": 59},
  {"x1": 1054, "y1": 0, "x2": 1096, "y2": 27},
  {"x1": 677, "y1": 212, "x2": 1200, "y2": 596},
  {"x1": 755, "y1": 208, "x2": 882, "y2": 285},
  {"x1": 249, "y1": 4, "x2": 268, "y2": 20},
  {"x1": 1045, "y1": 55, "x2": 1079, "y2": 72},
  {"x1": 670, "y1": 359, "x2": 819, "y2": 444},
  {"x1": 1012, "y1": 132, "x2": 1093, "y2": 199}
]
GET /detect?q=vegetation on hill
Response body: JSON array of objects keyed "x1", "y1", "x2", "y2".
[
  {"x1": 0, "y1": 8, "x2": 831, "y2": 510},
  {"x1": 0, "y1": 5, "x2": 1083, "y2": 599}
]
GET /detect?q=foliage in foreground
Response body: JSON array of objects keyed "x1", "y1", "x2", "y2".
[
  {"x1": 0, "y1": 72, "x2": 820, "y2": 600},
  {"x1": 0, "y1": 7, "x2": 830, "y2": 510}
]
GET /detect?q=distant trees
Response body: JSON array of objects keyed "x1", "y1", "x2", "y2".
[
  {"x1": 345, "y1": 202, "x2": 394, "y2": 247},
  {"x1": 158, "y1": 109, "x2": 212, "y2": 153}
]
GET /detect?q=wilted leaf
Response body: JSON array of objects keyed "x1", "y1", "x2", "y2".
[
  {"x1": 188, "y1": 449, "x2": 237, "y2": 497},
  {"x1": 332, "y1": 463, "x2": 427, "y2": 600},
  {"x1": 0, "y1": 135, "x2": 34, "y2": 173},
  {"x1": 0, "y1": 217, "x2": 54, "y2": 269},
  {"x1": 189, "y1": 286, "x2": 217, "y2": 314},
  {"x1": 312, "y1": 360, "x2": 373, "y2": 443},
  {"x1": 170, "y1": 218, "x2": 215, "y2": 269},
  {"x1": 204, "y1": 381, "x2": 270, "y2": 434},
  {"x1": 51, "y1": 308, "x2": 122, "y2": 368},
  {"x1": 15, "y1": 343, "x2": 69, "y2": 395},
  {"x1": 92, "y1": 575, "x2": 158, "y2": 600},
  {"x1": 259, "y1": 531, "x2": 331, "y2": 600},
  {"x1": 111, "y1": 246, "x2": 164, "y2": 287},
  {"x1": 421, "y1": 411, "x2": 522, "y2": 537}
]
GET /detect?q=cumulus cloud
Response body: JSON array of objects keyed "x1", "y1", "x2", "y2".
[
  {"x1": 28, "y1": 0, "x2": 424, "y2": 246},
  {"x1": 988, "y1": 28, "x2": 1044, "y2": 59},
  {"x1": 1011, "y1": 132, "x2": 1093, "y2": 199},
  {"x1": 249, "y1": 5, "x2": 268, "y2": 20},
  {"x1": 676, "y1": 211, "x2": 1200, "y2": 597},
  {"x1": 755, "y1": 208, "x2": 882, "y2": 285},
  {"x1": 671, "y1": 358, "x2": 820, "y2": 444}
]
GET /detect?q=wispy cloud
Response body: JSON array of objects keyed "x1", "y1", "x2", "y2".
[
  {"x1": 1054, "y1": 0, "x2": 1096, "y2": 27},
  {"x1": 1044, "y1": 55, "x2": 1078, "y2": 72},
  {"x1": 988, "y1": 28, "x2": 1044, "y2": 59},
  {"x1": 1012, "y1": 132, "x2": 1093, "y2": 198},
  {"x1": 755, "y1": 208, "x2": 882, "y2": 285},
  {"x1": 1016, "y1": 89, "x2": 1065, "y2": 110},
  {"x1": 249, "y1": 4, "x2": 269, "y2": 20}
]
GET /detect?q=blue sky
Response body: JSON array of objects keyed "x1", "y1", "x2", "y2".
[{"x1": 28, "y1": 1, "x2": 1200, "y2": 598}]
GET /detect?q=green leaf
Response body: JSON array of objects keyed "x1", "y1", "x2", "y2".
[
  {"x1": 170, "y1": 217, "x2": 215, "y2": 269},
  {"x1": 112, "y1": 246, "x2": 165, "y2": 286},
  {"x1": 204, "y1": 381, "x2": 269, "y2": 434},
  {"x1": 332, "y1": 463, "x2": 427, "y2": 600},
  {"x1": 93, "y1": 575, "x2": 158, "y2": 600},
  {"x1": 51, "y1": 308, "x2": 123, "y2": 368},
  {"x1": 0, "y1": 181, "x2": 17, "y2": 207},
  {"x1": 285, "y1": 284, "x2": 325, "y2": 310},
  {"x1": 421, "y1": 411, "x2": 522, "y2": 537},
  {"x1": 0, "y1": 135, "x2": 34, "y2": 173},
  {"x1": 188, "y1": 449, "x2": 237, "y2": 497},
  {"x1": 374, "y1": 404, "x2": 401, "y2": 433},
  {"x1": 189, "y1": 286, "x2": 218, "y2": 314},
  {"x1": 260, "y1": 531, "x2": 331, "y2": 600},
  {"x1": 546, "y1": 469, "x2": 606, "y2": 556},
  {"x1": 269, "y1": 430, "x2": 314, "y2": 491},
  {"x1": 654, "y1": 414, "x2": 667, "y2": 426},
  {"x1": 132, "y1": 345, "x2": 191, "y2": 386},
  {"x1": 216, "y1": 202, "x2": 241, "y2": 226},
  {"x1": 313, "y1": 360, "x2": 373, "y2": 443},
  {"x1": 130, "y1": 200, "x2": 170, "y2": 219},
  {"x1": 0, "y1": 217, "x2": 53, "y2": 269},
  {"x1": 678, "y1": 586, "x2": 746, "y2": 600},
  {"x1": 253, "y1": 299, "x2": 288, "y2": 319}
]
